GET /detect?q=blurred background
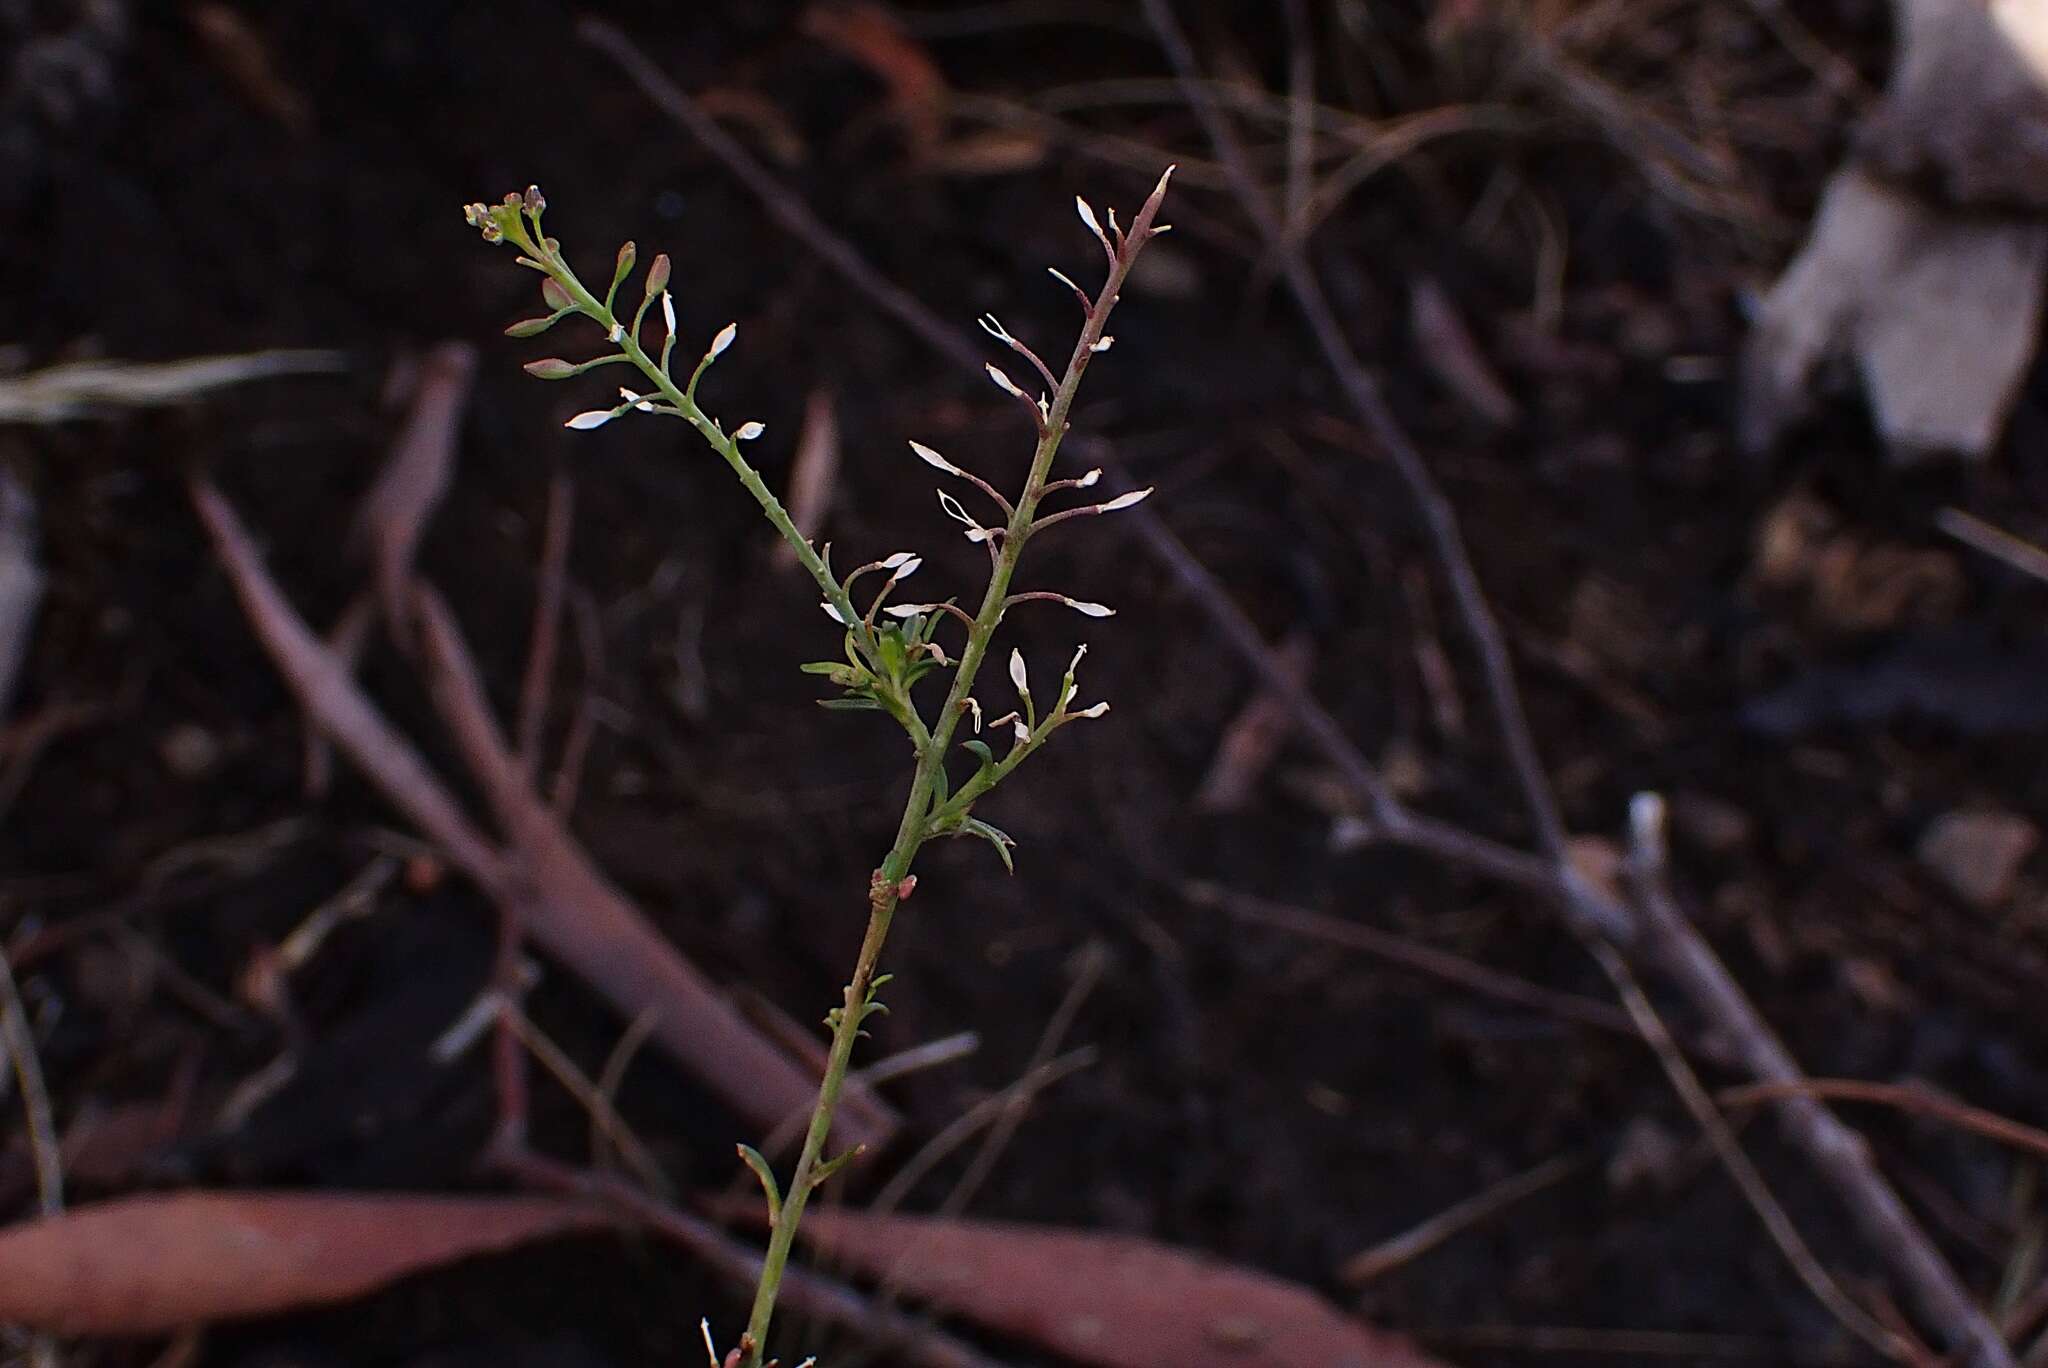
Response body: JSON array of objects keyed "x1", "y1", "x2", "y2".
[{"x1": 3, "y1": 1, "x2": 2047, "y2": 1365}]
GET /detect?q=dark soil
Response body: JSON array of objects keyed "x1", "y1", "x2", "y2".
[{"x1": 5, "y1": 2, "x2": 2048, "y2": 1365}]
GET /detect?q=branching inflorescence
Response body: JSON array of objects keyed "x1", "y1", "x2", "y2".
[{"x1": 465, "y1": 167, "x2": 1172, "y2": 1368}]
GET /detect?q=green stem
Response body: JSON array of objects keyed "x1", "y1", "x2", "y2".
[
  {"x1": 735, "y1": 181, "x2": 1170, "y2": 1367},
  {"x1": 495, "y1": 174, "x2": 1170, "y2": 1367}
]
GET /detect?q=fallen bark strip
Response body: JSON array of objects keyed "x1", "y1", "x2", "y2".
[
  {"x1": 0, "y1": 1191, "x2": 609, "y2": 1335},
  {"x1": 191, "y1": 477, "x2": 893, "y2": 1152}
]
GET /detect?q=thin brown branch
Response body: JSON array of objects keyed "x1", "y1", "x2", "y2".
[
  {"x1": 1585, "y1": 937, "x2": 1910, "y2": 1363},
  {"x1": 1338, "y1": 1153, "x2": 1581, "y2": 1285},
  {"x1": 1137, "y1": 0, "x2": 1567, "y2": 863},
  {"x1": 1718, "y1": 1080, "x2": 2048, "y2": 1162},
  {"x1": 517, "y1": 472, "x2": 575, "y2": 777},
  {"x1": 1188, "y1": 881, "x2": 1634, "y2": 1035},
  {"x1": 412, "y1": 585, "x2": 898, "y2": 1152},
  {"x1": 1138, "y1": 4, "x2": 2014, "y2": 1360},
  {"x1": 577, "y1": 18, "x2": 987, "y2": 379}
]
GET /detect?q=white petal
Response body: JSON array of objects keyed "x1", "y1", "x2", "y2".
[
  {"x1": 820, "y1": 601, "x2": 850, "y2": 625},
  {"x1": 734, "y1": 421, "x2": 765, "y2": 441},
  {"x1": 879, "y1": 551, "x2": 916, "y2": 569},
  {"x1": 977, "y1": 314, "x2": 1012, "y2": 343},
  {"x1": 619, "y1": 387, "x2": 642, "y2": 403},
  {"x1": 883, "y1": 603, "x2": 931, "y2": 618},
  {"x1": 985, "y1": 363, "x2": 1026, "y2": 400},
  {"x1": 1090, "y1": 336, "x2": 1114, "y2": 353},
  {"x1": 662, "y1": 291, "x2": 677, "y2": 336},
  {"x1": 1072, "y1": 701, "x2": 1110, "y2": 719},
  {"x1": 937, "y1": 489, "x2": 978, "y2": 529},
  {"x1": 1013, "y1": 717, "x2": 1031, "y2": 745},
  {"x1": 1076, "y1": 195, "x2": 1108, "y2": 247},
  {"x1": 890, "y1": 557, "x2": 922, "y2": 581},
  {"x1": 1048, "y1": 266, "x2": 1086, "y2": 297},
  {"x1": 1098, "y1": 487, "x2": 1152, "y2": 512},
  {"x1": 1066, "y1": 643, "x2": 1088, "y2": 676},
  {"x1": 909, "y1": 440, "x2": 962, "y2": 476},
  {"x1": 565, "y1": 410, "x2": 614, "y2": 430},
  {"x1": 1076, "y1": 469, "x2": 1102, "y2": 488},
  {"x1": 711, "y1": 322, "x2": 737, "y2": 356},
  {"x1": 1008, "y1": 647, "x2": 1028, "y2": 698},
  {"x1": 965, "y1": 697, "x2": 982, "y2": 732},
  {"x1": 1061, "y1": 597, "x2": 1115, "y2": 617}
]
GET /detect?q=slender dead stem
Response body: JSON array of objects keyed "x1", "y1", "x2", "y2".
[{"x1": 1135, "y1": 5, "x2": 2015, "y2": 1361}]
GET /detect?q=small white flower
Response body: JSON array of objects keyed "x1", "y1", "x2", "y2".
[
  {"x1": 1060, "y1": 597, "x2": 1115, "y2": 617},
  {"x1": 607, "y1": 322, "x2": 624, "y2": 343},
  {"x1": 1097, "y1": 487, "x2": 1153, "y2": 512},
  {"x1": 711, "y1": 322, "x2": 737, "y2": 356},
  {"x1": 1008, "y1": 647, "x2": 1028, "y2": 699},
  {"x1": 1071, "y1": 701, "x2": 1110, "y2": 719},
  {"x1": 1076, "y1": 469, "x2": 1102, "y2": 488},
  {"x1": 1066, "y1": 643, "x2": 1088, "y2": 675},
  {"x1": 1048, "y1": 266, "x2": 1086, "y2": 297},
  {"x1": 1076, "y1": 196, "x2": 1109, "y2": 251},
  {"x1": 985, "y1": 363, "x2": 1026, "y2": 401},
  {"x1": 879, "y1": 551, "x2": 917, "y2": 569},
  {"x1": 882, "y1": 602, "x2": 932, "y2": 618},
  {"x1": 661, "y1": 291, "x2": 676, "y2": 337},
  {"x1": 619, "y1": 387, "x2": 655, "y2": 413},
  {"x1": 820, "y1": 600, "x2": 851, "y2": 625},
  {"x1": 1090, "y1": 336, "x2": 1114, "y2": 353},
  {"x1": 1012, "y1": 717, "x2": 1032, "y2": 745},
  {"x1": 565, "y1": 410, "x2": 615, "y2": 430},
  {"x1": 965, "y1": 696, "x2": 982, "y2": 732},
  {"x1": 937, "y1": 489, "x2": 991, "y2": 542},
  {"x1": 734, "y1": 421, "x2": 765, "y2": 441},
  {"x1": 977, "y1": 314, "x2": 1014, "y2": 345},
  {"x1": 909, "y1": 440, "x2": 962, "y2": 476},
  {"x1": 1036, "y1": 395, "x2": 1051, "y2": 423},
  {"x1": 889, "y1": 556, "x2": 922, "y2": 581}
]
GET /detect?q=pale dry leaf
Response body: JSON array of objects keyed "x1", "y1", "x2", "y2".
[
  {"x1": 0, "y1": 1191, "x2": 610, "y2": 1334},
  {"x1": 0, "y1": 350, "x2": 347, "y2": 423},
  {"x1": 761, "y1": 1208, "x2": 1448, "y2": 1368}
]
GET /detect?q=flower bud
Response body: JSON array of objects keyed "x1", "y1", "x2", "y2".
[
  {"x1": 541, "y1": 278, "x2": 572, "y2": 312},
  {"x1": 504, "y1": 317, "x2": 556, "y2": 338},
  {"x1": 523, "y1": 358, "x2": 578, "y2": 379},
  {"x1": 645, "y1": 252, "x2": 672, "y2": 297}
]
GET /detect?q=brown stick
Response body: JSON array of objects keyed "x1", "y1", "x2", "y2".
[
  {"x1": 411, "y1": 585, "x2": 896, "y2": 1153},
  {"x1": 1135, "y1": 6, "x2": 2013, "y2": 1362},
  {"x1": 194, "y1": 477, "x2": 893, "y2": 1152},
  {"x1": 1187, "y1": 880, "x2": 1634, "y2": 1035},
  {"x1": 516, "y1": 473, "x2": 575, "y2": 778},
  {"x1": 1718, "y1": 1079, "x2": 2048, "y2": 1162}
]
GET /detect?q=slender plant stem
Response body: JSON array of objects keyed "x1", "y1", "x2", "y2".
[
  {"x1": 736, "y1": 171, "x2": 1172, "y2": 1367},
  {"x1": 473, "y1": 171, "x2": 1169, "y2": 1366}
]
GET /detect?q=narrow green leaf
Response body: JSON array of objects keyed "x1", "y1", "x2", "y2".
[
  {"x1": 736, "y1": 1144, "x2": 782, "y2": 1226},
  {"x1": 806, "y1": 1142, "x2": 868, "y2": 1192},
  {"x1": 960, "y1": 816, "x2": 1016, "y2": 873}
]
